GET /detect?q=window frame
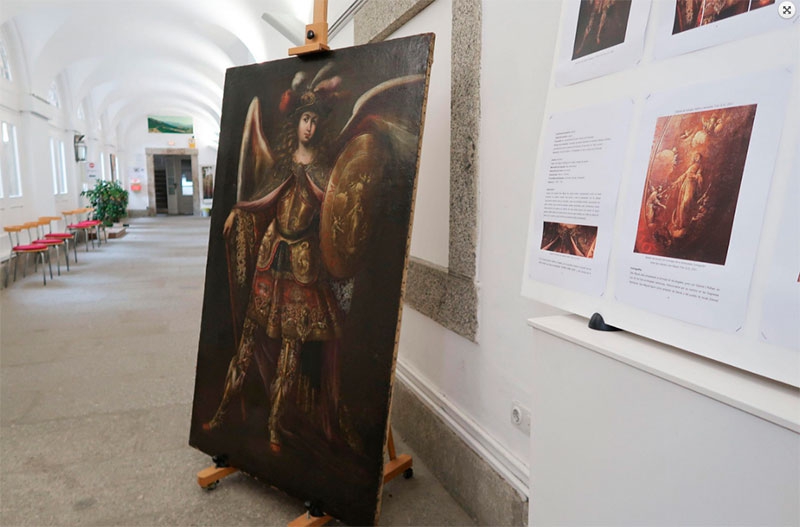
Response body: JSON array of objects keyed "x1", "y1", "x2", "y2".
[
  {"x1": 0, "y1": 38, "x2": 12, "y2": 82},
  {"x1": 50, "y1": 136, "x2": 68, "y2": 195},
  {"x1": 1, "y1": 121, "x2": 22, "y2": 198}
]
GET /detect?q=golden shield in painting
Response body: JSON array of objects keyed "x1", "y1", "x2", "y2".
[{"x1": 320, "y1": 134, "x2": 387, "y2": 279}]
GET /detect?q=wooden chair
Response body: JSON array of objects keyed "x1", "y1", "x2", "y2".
[
  {"x1": 62, "y1": 209, "x2": 94, "y2": 252},
  {"x1": 28, "y1": 220, "x2": 69, "y2": 275},
  {"x1": 39, "y1": 216, "x2": 78, "y2": 264},
  {"x1": 81, "y1": 207, "x2": 106, "y2": 245},
  {"x1": 3, "y1": 225, "x2": 52, "y2": 286}
]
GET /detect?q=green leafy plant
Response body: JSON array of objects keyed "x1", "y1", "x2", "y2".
[{"x1": 81, "y1": 180, "x2": 129, "y2": 226}]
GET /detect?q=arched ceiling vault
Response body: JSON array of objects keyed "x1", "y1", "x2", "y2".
[{"x1": 1, "y1": 0, "x2": 357, "y2": 149}]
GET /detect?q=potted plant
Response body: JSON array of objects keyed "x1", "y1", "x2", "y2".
[{"x1": 81, "y1": 180, "x2": 129, "y2": 226}]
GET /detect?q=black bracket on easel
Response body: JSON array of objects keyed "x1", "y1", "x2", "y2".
[
  {"x1": 588, "y1": 312, "x2": 620, "y2": 332},
  {"x1": 212, "y1": 454, "x2": 230, "y2": 468},
  {"x1": 304, "y1": 500, "x2": 326, "y2": 518}
]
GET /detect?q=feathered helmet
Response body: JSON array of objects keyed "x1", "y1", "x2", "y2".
[{"x1": 279, "y1": 63, "x2": 341, "y2": 118}]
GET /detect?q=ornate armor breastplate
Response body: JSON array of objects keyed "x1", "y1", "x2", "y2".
[{"x1": 276, "y1": 164, "x2": 322, "y2": 239}]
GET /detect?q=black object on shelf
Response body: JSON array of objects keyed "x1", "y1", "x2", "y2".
[{"x1": 588, "y1": 312, "x2": 621, "y2": 332}]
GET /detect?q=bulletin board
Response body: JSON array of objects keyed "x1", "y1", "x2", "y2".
[{"x1": 521, "y1": 0, "x2": 800, "y2": 387}]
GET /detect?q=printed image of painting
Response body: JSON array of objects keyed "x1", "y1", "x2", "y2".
[
  {"x1": 201, "y1": 165, "x2": 214, "y2": 200},
  {"x1": 750, "y1": 0, "x2": 776, "y2": 9},
  {"x1": 541, "y1": 222, "x2": 598, "y2": 258},
  {"x1": 572, "y1": 0, "x2": 632, "y2": 60},
  {"x1": 672, "y1": 0, "x2": 773, "y2": 34},
  {"x1": 147, "y1": 115, "x2": 194, "y2": 134},
  {"x1": 634, "y1": 104, "x2": 757, "y2": 265},
  {"x1": 189, "y1": 34, "x2": 434, "y2": 526}
]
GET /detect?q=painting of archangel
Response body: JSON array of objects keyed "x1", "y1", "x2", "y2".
[
  {"x1": 572, "y1": 0, "x2": 633, "y2": 59},
  {"x1": 189, "y1": 34, "x2": 434, "y2": 526},
  {"x1": 672, "y1": 0, "x2": 774, "y2": 34},
  {"x1": 541, "y1": 222, "x2": 598, "y2": 258},
  {"x1": 634, "y1": 104, "x2": 756, "y2": 265}
]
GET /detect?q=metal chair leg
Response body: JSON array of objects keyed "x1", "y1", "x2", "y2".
[
  {"x1": 53, "y1": 247, "x2": 61, "y2": 276},
  {"x1": 40, "y1": 253, "x2": 47, "y2": 286}
]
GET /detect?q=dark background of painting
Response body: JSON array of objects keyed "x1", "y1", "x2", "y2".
[
  {"x1": 634, "y1": 105, "x2": 757, "y2": 265},
  {"x1": 572, "y1": 0, "x2": 632, "y2": 60},
  {"x1": 189, "y1": 34, "x2": 433, "y2": 526}
]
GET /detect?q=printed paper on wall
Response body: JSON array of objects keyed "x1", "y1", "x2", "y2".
[
  {"x1": 653, "y1": 0, "x2": 793, "y2": 60},
  {"x1": 759, "y1": 155, "x2": 800, "y2": 350},
  {"x1": 614, "y1": 69, "x2": 792, "y2": 331},
  {"x1": 523, "y1": 99, "x2": 634, "y2": 297},
  {"x1": 555, "y1": 0, "x2": 652, "y2": 86}
]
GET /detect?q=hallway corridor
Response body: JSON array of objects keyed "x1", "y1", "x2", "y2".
[{"x1": 0, "y1": 216, "x2": 474, "y2": 526}]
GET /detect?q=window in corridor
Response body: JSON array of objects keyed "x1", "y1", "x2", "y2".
[
  {"x1": 47, "y1": 81, "x2": 61, "y2": 108},
  {"x1": 50, "y1": 137, "x2": 68, "y2": 194},
  {"x1": 0, "y1": 39, "x2": 11, "y2": 82},
  {"x1": 1, "y1": 121, "x2": 22, "y2": 197}
]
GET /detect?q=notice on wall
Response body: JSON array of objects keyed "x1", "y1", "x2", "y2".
[
  {"x1": 614, "y1": 69, "x2": 792, "y2": 331},
  {"x1": 653, "y1": 0, "x2": 793, "y2": 60},
  {"x1": 87, "y1": 162, "x2": 98, "y2": 179},
  {"x1": 555, "y1": 0, "x2": 651, "y2": 86},
  {"x1": 760, "y1": 157, "x2": 800, "y2": 350},
  {"x1": 523, "y1": 100, "x2": 634, "y2": 297}
]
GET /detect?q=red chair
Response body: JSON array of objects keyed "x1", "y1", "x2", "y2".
[
  {"x1": 78, "y1": 207, "x2": 105, "y2": 247},
  {"x1": 40, "y1": 216, "x2": 78, "y2": 264},
  {"x1": 63, "y1": 209, "x2": 94, "y2": 252},
  {"x1": 4, "y1": 225, "x2": 52, "y2": 286},
  {"x1": 28, "y1": 220, "x2": 68, "y2": 275}
]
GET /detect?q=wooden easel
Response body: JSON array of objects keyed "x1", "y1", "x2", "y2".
[
  {"x1": 196, "y1": 427, "x2": 414, "y2": 526},
  {"x1": 196, "y1": 456, "x2": 238, "y2": 490},
  {"x1": 288, "y1": 0, "x2": 331, "y2": 56},
  {"x1": 287, "y1": 429, "x2": 414, "y2": 527}
]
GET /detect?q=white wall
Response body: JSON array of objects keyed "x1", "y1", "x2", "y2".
[
  {"x1": 380, "y1": 0, "x2": 566, "y2": 492},
  {"x1": 390, "y1": 0, "x2": 452, "y2": 268},
  {"x1": 0, "y1": 23, "x2": 87, "y2": 258},
  {"x1": 530, "y1": 322, "x2": 799, "y2": 525},
  {"x1": 392, "y1": 2, "x2": 799, "y2": 514},
  {"x1": 0, "y1": 21, "x2": 123, "y2": 252}
]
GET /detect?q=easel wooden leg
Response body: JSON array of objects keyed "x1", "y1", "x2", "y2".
[
  {"x1": 288, "y1": 499, "x2": 333, "y2": 527},
  {"x1": 383, "y1": 428, "x2": 414, "y2": 482},
  {"x1": 286, "y1": 427, "x2": 414, "y2": 526},
  {"x1": 287, "y1": 511, "x2": 334, "y2": 527},
  {"x1": 197, "y1": 456, "x2": 239, "y2": 490}
]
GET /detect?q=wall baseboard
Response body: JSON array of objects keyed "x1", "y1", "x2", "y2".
[
  {"x1": 391, "y1": 360, "x2": 529, "y2": 526},
  {"x1": 126, "y1": 209, "x2": 152, "y2": 218}
]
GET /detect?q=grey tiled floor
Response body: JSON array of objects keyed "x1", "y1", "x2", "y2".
[{"x1": 0, "y1": 216, "x2": 475, "y2": 526}]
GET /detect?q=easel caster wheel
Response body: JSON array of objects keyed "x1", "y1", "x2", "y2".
[
  {"x1": 403, "y1": 468, "x2": 414, "y2": 479},
  {"x1": 203, "y1": 480, "x2": 219, "y2": 491}
]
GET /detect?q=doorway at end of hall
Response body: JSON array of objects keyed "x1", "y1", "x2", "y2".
[{"x1": 153, "y1": 154, "x2": 194, "y2": 215}]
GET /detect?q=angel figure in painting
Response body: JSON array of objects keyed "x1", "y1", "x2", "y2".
[
  {"x1": 645, "y1": 184, "x2": 668, "y2": 227},
  {"x1": 669, "y1": 152, "x2": 704, "y2": 239},
  {"x1": 203, "y1": 64, "x2": 423, "y2": 454}
]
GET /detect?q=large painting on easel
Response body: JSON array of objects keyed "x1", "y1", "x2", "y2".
[{"x1": 189, "y1": 34, "x2": 434, "y2": 526}]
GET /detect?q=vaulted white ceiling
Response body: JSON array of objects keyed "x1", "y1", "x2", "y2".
[{"x1": 1, "y1": 0, "x2": 356, "y2": 148}]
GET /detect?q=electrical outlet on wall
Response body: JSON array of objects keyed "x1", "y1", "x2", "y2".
[{"x1": 510, "y1": 401, "x2": 531, "y2": 435}]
